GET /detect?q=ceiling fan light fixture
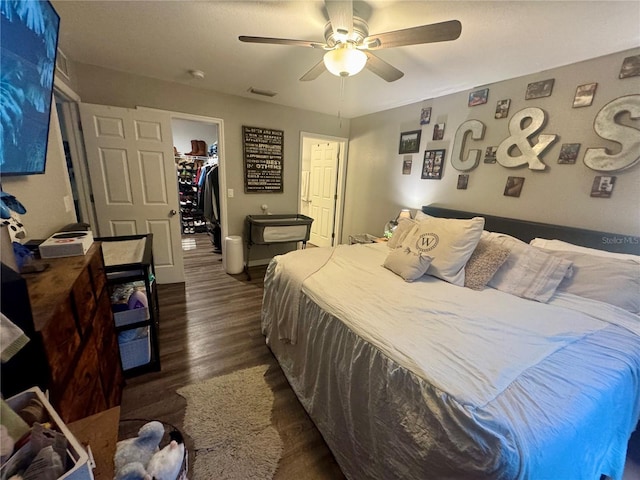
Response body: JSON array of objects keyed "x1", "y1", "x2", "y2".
[{"x1": 323, "y1": 44, "x2": 367, "y2": 77}]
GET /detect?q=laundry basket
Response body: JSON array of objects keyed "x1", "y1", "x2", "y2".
[{"x1": 117, "y1": 419, "x2": 188, "y2": 479}]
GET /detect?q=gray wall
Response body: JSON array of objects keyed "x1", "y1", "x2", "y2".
[{"x1": 344, "y1": 48, "x2": 640, "y2": 240}]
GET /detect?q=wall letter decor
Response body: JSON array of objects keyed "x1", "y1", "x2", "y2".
[
  {"x1": 583, "y1": 95, "x2": 640, "y2": 172},
  {"x1": 451, "y1": 120, "x2": 485, "y2": 171},
  {"x1": 496, "y1": 107, "x2": 558, "y2": 170}
]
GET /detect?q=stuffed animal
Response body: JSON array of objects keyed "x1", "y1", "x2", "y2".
[
  {"x1": 114, "y1": 421, "x2": 164, "y2": 479},
  {"x1": 146, "y1": 430, "x2": 184, "y2": 480},
  {"x1": 114, "y1": 462, "x2": 151, "y2": 480}
]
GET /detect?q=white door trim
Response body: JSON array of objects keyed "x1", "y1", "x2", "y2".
[
  {"x1": 137, "y1": 107, "x2": 227, "y2": 244},
  {"x1": 53, "y1": 76, "x2": 98, "y2": 231},
  {"x1": 300, "y1": 131, "x2": 348, "y2": 245}
]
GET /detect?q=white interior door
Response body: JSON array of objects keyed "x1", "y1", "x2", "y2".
[
  {"x1": 79, "y1": 103, "x2": 184, "y2": 284},
  {"x1": 309, "y1": 142, "x2": 338, "y2": 247}
]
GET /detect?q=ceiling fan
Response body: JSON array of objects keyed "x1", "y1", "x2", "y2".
[{"x1": 239, "y1": 0, "x2": 461, "y2": 82}]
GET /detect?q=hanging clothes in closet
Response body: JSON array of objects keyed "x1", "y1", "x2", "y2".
[{"x1": 198, "y1": 160, "x2": 221, "y2": 253}]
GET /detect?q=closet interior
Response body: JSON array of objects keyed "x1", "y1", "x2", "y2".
[{"x1": 172, "y1": 118, "x2": 221, "y2": 253}]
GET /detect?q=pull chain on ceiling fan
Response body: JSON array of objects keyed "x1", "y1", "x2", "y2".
[{"x1": 239, "y1": 0, "x2": 462, "y2": 82}]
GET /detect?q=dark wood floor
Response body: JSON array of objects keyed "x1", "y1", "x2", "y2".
[
  {"x1": 119, "y1": 234, "x2": 345, "y2": 479},
  {"x1": 120, "y1": 234, "x2": 640, "y2": 480}
]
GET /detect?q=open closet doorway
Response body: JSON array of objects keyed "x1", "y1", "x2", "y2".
[
  {"x1": 171, "y1": 117, "x2": 223, "y2": 256},
  {"x1": 299, "y1": 132, "x2": 348, "y2": 247}
]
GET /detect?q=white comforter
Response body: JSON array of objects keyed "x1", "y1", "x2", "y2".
[{"x1": 262, "y1": 243, "x2": 640, "y2": 479}]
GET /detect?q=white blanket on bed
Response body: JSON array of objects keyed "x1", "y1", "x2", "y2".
[
  {"x1": 261, "y1": 246, "x2": 335, "y2": 344},
  {"x1": 301, "y1": 243, "x2": 640, "y2": 406},
  {"x1": 262, "y1": 242, "x2": 640, "y2": 480},
  {"x1": 264, "y1": 242, "x2": 638, "y2": 405}
]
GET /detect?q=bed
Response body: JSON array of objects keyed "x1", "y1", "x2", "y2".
[{"x1": 261, "y1": 205, "x2": 640, "y2": 480}]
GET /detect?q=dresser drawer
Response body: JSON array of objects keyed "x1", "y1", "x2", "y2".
[
  {"x1": 56, "y1": 343, "x2": 107, "y2": 423},
  {"x1": 41, "y1": 300, "x2": 81, "y2": 386},
  {"x1": 88, "y1": 247, "x2": 107, "y2": 296},
  {"x1": 72, "y1": 267, "x2": 97, "y2": 336},
  {"x1": 93, "y1": 291, "x2": 124, "y2": 407}
]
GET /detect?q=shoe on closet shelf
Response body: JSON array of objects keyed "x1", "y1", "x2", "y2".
[
  {"x1": 197, "y1": 140, "x2": 207, "y2": 156},
  {"x1": 186, "y1": 140, "x2": 198, "y2": 156}
]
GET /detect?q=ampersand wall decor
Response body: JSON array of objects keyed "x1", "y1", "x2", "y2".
[
  {"x1": 583, "y1": 95, "x2": 640, "y2": 172},
  {"x1": 496, "y1": 107, "x2": 558, "y2": 170}
]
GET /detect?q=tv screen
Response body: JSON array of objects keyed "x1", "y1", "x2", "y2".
[{"x1": 0, "y1": 0, "x2": 60, "y2": 176}]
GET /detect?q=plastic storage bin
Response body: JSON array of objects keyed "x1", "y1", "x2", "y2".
[
  {"x1": 2, "y1": 387, "x2": 93, "y2": 480},
  {"x1": 118, "y1": 327, "x2": 151, "y2": 370}
]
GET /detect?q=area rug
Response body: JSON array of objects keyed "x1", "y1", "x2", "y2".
[{"x1": 177, "y1": 365, "x2": 283, "y2": 479}]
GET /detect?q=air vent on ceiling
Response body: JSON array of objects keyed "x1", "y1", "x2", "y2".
[{"x1": 248, "y1": 87, "x2": 277, "y2": 97}]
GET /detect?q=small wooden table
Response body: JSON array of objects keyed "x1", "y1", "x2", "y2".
[{"x1": 68, "y1": 406, "x2": 120, "y2": 480}]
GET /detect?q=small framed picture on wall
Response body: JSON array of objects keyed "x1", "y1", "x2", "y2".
[
  {"x1": 468, "y1": 88, "x2": 489, "y2": 107},
  {"x1": 504, "y1": 176, "x2": 525, "y2": 197},
  {"x1": 573, "y1": 83, "x2": 597, "y2": 108},
  {"x1": 484, "y1": 146, "x2": 498, "y2": 164},
  {"x1": 402, "y1": 157, "x2": 413, "y2": 175},
  {"x1": 457, "y1": 174, "x2": 469, "y2": 190},
  {"x1": 422, "y1": 149, "x2": 445, "y2": 179},
  {"x1": 495, "y1": 99, "x2": 511, "y2": 119},
  {"x1": 590, "y1": 176, "x2": 616, "y2": 198},
  {"x1": 420, "y1": 107, "x2": 432, "y2": 125},
  {"x1": 619, "y1": 54, "x2": 640, "y2": 79},
  {"x1": 525, "y1": 79, "x2": 554, "y2": 100},
  {"x1": 432, "y1": 123, "x2": 445, "y2": 141},
  {"x1": 558, "y1": 143, "x2": 581, "y2": 164},
  {"x1": 398, "y1": 130, "x2": 422, "y2": 154}
]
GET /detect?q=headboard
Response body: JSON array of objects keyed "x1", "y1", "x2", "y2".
[{"x1": 422, "y1": 205, "x2": 640, "y2": 255}]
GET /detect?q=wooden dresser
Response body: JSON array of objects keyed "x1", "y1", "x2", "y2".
[{"x1": 24, "y1": 242, "x2": 124, "y2": 423}]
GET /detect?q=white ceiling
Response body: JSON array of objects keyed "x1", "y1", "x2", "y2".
[{"x1": 52, "y1": 1, "x2": 640, "y2": 119}]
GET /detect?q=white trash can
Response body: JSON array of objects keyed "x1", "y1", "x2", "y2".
[{"x1": 224, "y1": 235, "x2": 244, "y2": 274}]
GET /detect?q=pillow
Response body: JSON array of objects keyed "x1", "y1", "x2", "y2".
[
  {"x1": 486, "y1": 232, "x2": 573, "y2": 302},
  {"x1": 383, "y1": 247, "x2": 432, "y2": 282},
  {"x1": 543, "y1": 249, "x2": 640, "y2": 314},
  {"x1": 464, "y1": 238, "x2": 511, "y2": 290},
  {"x1": 388, "y1": 218, "x2": 417, "y2": 249},
  {"x1": 401, "y1": 216, "x2": 485, "y2": 285},
  {"x1": 530, "y1": 238, "x2": 640, "y2": 264}
]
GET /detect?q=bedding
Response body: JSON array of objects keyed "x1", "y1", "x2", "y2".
[
  {"x1": 531, "y1": 237, "x2": 640, "y2": 263},
  {"x1": 261, "y1": 212, "x2": 640, "y2": 480},
  {"x1": 463, "y1": 237, "x2": 511, "y2": 290},
  {"x1": 382, "y1": 247, "x2": 432, "y2": 282},
  {"x1": 399, "y1": 215, "x2": 484, "y2": 286},
  {"x1": 542, "y1": 249, "x2": 640, "y2": 314},
  {"x1": 485, "y1": 232, "x2": 574, "y2": 302}
]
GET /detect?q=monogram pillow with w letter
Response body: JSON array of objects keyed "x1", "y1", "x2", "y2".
[{"x1": 401, "y1": 216, "x2": 485, "y2": 285}]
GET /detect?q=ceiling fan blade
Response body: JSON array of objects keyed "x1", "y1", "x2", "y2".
[
  {"x1": 364, "y1": 52, "x2": 404, "y2": 82},
  {"x1": 239, "y1": 36, "x2": 326, "y2": 49},
  {"x1": 325, "y1": 0, "x2": 353, "y2": 36},
  {"x1": 300, "y1": 60, "x2": 327, "y2": 81},
  {"x1": 365, "y1": 20, "x2": 462, "y2": 50}
]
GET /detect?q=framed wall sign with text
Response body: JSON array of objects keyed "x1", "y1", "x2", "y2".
[{"x1": 243, "y1": 126, "x2": 284, "y2": 193}]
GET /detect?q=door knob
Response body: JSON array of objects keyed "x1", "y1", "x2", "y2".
[{"x1": 169, "y1": 209, "x2": 177, "y2": 216}]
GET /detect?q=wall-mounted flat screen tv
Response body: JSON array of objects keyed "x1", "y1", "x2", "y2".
[{"x1": 1, "y1": 0, "x2": 60, "y2": 176}]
